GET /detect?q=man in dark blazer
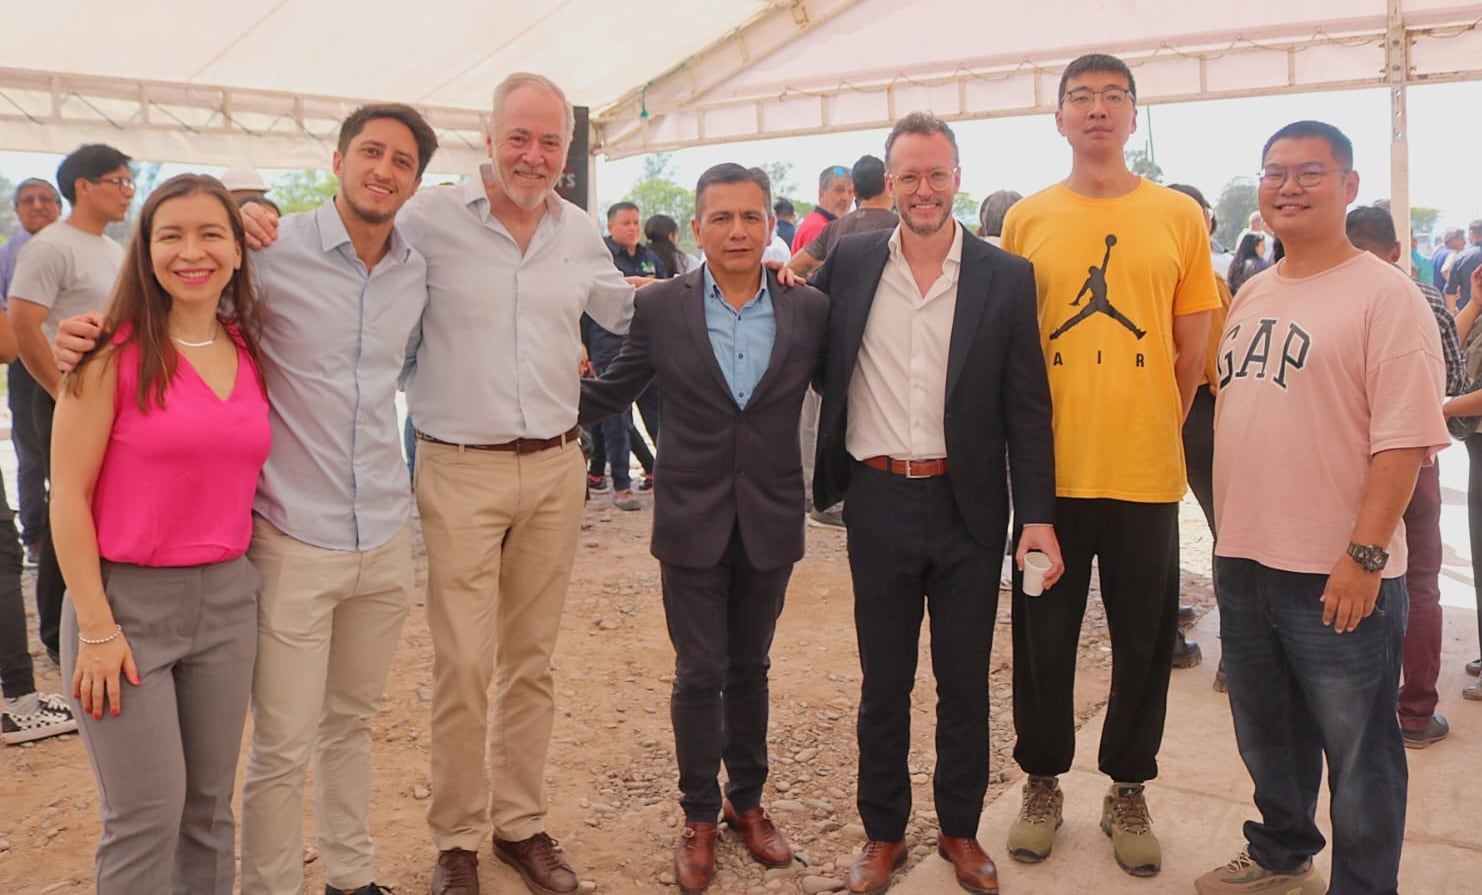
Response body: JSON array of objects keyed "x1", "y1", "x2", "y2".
[
  {"x1": 580, "y1": 163, "x2": 828, "y2": 895},
  {"x1": 811, "y1": 113, "x2": 1062, "y2": 895}
]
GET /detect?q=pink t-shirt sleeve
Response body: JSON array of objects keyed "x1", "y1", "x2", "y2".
[{"x1": 1365, "y1": 280, "x2": 1449, "y2": 456}]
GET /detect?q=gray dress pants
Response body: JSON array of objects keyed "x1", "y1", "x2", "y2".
[{"x1": 61, "y1": 556, "x2": 260, "y2": 895}]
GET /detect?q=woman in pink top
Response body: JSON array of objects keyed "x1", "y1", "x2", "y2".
[{"x1": 50, "y1": 173, "x2": 270, "y2": 895}]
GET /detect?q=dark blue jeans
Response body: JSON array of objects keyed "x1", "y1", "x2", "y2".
[{"x1": 1213, "y1": 557, "x2": 1408, "y2": 895}]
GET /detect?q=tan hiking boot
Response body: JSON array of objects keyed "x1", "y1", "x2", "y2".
[
  {"x1": 1100, "y1": 783, "x2": 1161, "y2": 877},
  {"x1": 1006, "y1": 775, "x2": 1063, "y2": 863},
  {"x1": 1194, "y1": 847, "x2": 1327, "y2": 894}
]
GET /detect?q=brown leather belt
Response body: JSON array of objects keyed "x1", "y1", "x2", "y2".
[
  {"x1": 860, "y1": 456, "x2": 950, "y2": 478},
  {"x1": 415, "y1": 425, "x2": 581, "y2": 454}
]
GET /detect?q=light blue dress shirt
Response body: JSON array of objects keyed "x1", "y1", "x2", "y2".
[
  {"x1": 252, "y1": 199, "x2": 429, "y2": 551},
  {"x1": 702, "y1": 265, "x2": 775, "y2": 409}
]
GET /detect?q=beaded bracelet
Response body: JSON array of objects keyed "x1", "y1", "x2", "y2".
[{"x1": 78, "y1": 624, "x2": 123, "y2": 645}]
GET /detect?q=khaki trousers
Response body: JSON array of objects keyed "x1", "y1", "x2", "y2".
[
  {"x1": 239, "y1": 518, "x2": 413, "y2": 894},
  {"x1": 417, "y1": 439, "x2": 585, "y2": 849}
]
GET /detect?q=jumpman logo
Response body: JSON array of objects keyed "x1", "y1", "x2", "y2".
[{"x1": 1048, "y1": 234, "x2": 1146, "y2": 341}]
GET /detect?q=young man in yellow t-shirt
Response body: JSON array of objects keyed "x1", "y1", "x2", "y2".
[{"x1": 999, "y1": 52, "x2": 1219, "y2": 879}]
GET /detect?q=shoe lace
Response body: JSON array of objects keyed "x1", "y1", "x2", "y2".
[
  {"x1": 861, "y1": 840, "x2": 894, "y2": 859},
  {"x1": 1222, "y1": 848, "x2": 1257, "y2": 874},
  {"x1": 1021, "y1": 781, "x2": 1057, "y2": 824},
  {"x1": 528, "y1": 833, "x2": 570, "y2": 873},
  {"x1": 1110, "y1": 788, "x2": 1152, "y2": 834},
  {"x1": 440, "y1": 851, "x2": 479, "y2": 886}
]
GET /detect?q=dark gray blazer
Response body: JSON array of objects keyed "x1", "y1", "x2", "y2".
[
  {"x1": 580, "y1": 267, "x2": 829, "y2": 570},
  {"x1": 811, "y1": 229, "x2": 1056, "y2": 548}
]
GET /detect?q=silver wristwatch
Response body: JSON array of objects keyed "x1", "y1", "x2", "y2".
[{"x1": 1346, "y1": 542, "x2": 1389, "y2": 573}]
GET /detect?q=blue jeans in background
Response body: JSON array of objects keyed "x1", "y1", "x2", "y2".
[{"x1": 1213, "y1": 556, "x2": 1408, "y2": 895}]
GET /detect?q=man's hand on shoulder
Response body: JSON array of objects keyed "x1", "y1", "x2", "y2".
[
  {"x1": 54, "y1": 312, "x2": 105, "y2": 372},
  {"x1": 767, "y1": 261, "x2": 804, "y2": 289},
  {"x1": 1321, "y1": 553, "x2": 1381, "y2": 634},
  {"x1": 239, "y1": 201, "x2": 281, "y2": 250}
]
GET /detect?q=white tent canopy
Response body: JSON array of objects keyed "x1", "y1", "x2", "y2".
[{"x1": 0, "y1": 0, "x2": 1478, "y2": 233}]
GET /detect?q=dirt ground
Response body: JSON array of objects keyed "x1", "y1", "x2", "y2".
[{"x1": 0, "y1": 495, "x2": 1217, "y2": 894}]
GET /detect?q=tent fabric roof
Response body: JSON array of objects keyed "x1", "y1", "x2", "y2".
[{"x1": 0, "y1": 1, "x2": 1478, "y2": 171}]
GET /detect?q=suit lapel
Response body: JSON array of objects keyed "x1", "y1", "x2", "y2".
[
  {"x1": 946, "y1": 240, "x2": 992, "y2": 400},
  {"x1": 678, "y1": 269, "x2": 734, "y2": 400},
  {"x1": 843, "y1": 236, "x2": 892, "y2": 372}
]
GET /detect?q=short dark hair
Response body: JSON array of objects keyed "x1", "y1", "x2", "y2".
[
  {"x1": 13, "y1": 178, "x2": 61, "y2": 209},
  {"x1": 1346, "y1": 205, "x2": 1397, "y2": 252},
  {"x1": 695, "y1": 163, "x2": 772, "y2": 215},
  {"x1": 1164, "y1": 183, "x2": 1209, "y2": 209},
  {"x1": 773, "y1": 198, "x2": 795, "y2": 217},
  {"x1": 977, "y1": 190, "x2": 1022, "y2": 238},
  {"x1": 818, "y1": 165, "x2": 850, "y2": 191},
  {"x1": 337, "y1": 103, "x2": 440, "y2": 178},
  {"x1": 56, "y1": 144, "x2": 132, "y2": 204},
  {"x1": 1058, "y1": 53, "x2": 1137, "y2": 105},
  {"x1": 606, "y1": 201, "x2": 639, "y2": 222},
  {"x1": 1469, "y1": 219, "x2": 1482, "y2": 238},
  {"x1": 1261, "y1": 120, "x2": 1353, "y2": 169},
  {"x1": 851, "y1": 155, "x2": 886, "y2": 201},
  {"x1": 884, "y1": 112, "x2": 960, "y2": 166}
]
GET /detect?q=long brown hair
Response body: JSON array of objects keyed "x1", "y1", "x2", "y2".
[{"x1": 67, "y1": 173, "x2": 265, "y2": 411}]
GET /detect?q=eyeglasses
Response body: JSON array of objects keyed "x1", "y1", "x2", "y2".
[
  {"x1": 891, "y1": 167, "x2": 958, "y2": 191},
  {"x1": 1062, "y1": 87, "x2": 1134, "y2": 108},
  {"x1": 92, "y1": 176, "x2": 136, "y2": 192},
  {"x1": 16, "y1": 194, "x2": 59, "y2": 206},
  {"x1": 1258, "y1": 165, "x2": 1350, "y2": 188}
]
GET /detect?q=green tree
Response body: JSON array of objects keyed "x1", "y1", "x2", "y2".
[
  {"x1": 1125, "y1": 148, "x2": 1163, "y2": 183},
  {"x1": 0, "y1": 174, "x2": 18, "y2": 242},
  {"x1": 1214, "y1": 176, "x2": 1259, "y2": 249},
  {"x1": 1411, "y1": 206, "x2": 1441, "y2": 236},
  {"x1": 274, "y1": 169, "x2": 340, "y2": 214},
  {"x1": 757, "y1": 162, "x2": 798, "y2": 204},
  {"x1": 953, "y1": 191, "x2": 979, "y2": 231},
  {"x1": 621, "y1": 153, "x2": 696, "y2": 250}
]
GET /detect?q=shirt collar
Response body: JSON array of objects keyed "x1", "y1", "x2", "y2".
[
  {"x1": 465, "y1": 164, "x2": 564, "y2": 223},
  {"x1": 701, "y1": 263, "x2": 771, "y2": 308},
  {"x1": 312, "y1": 196, "x2": 413, "y2": 265},
  {"x1": 886, "y1": 218, "x2": 963, "y2": 266}
]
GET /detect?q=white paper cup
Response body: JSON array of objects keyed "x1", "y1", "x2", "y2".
[{"x1": 1022, "y1": 551, "x2": 1052, "y2": 597}]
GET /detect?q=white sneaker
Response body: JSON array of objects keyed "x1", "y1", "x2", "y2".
[{"x1": 2, "y1": 693, "x2": 78, "y2": 745}]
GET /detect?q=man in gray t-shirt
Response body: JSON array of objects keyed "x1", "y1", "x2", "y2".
[{"x1": 6, "y1": 143, "x2": 130, "y2": 662}]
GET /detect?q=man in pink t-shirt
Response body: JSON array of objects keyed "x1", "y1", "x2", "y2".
[{"x1": 1200, "y1": 121, "x2": 1448, "y2": 895}]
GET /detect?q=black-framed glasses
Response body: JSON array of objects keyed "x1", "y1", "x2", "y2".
[
  {"x1": 1062, "y1": 86, "x2": 1134, "y2": 108},
  {"x1": 92, "y1": 176, "x2": 136, "y2": 192},
  {"x1": 891, "y1": 167, "x2": 958, "y2": 191},
  {"x1": 1259, "y1": 165, "x2": 1350, "y2": 188}
]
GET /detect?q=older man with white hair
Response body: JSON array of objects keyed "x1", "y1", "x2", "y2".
[{"x1": 396, "y1": 73, "x2": 636, "y2": 895}]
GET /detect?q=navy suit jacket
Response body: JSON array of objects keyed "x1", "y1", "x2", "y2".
[
  {"x1": 811, "y1": 228, "x2": 1055, "y2": 548},
  {"x1": 580, "y1": 267, "x2": 829, "y2": 570}
]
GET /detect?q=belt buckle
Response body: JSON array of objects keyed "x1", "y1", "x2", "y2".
[{"x1": 904, "y1": 459, "x2": 929, "y2": 479}]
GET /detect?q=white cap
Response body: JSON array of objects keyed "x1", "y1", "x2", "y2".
[{"x1": 219, "y1": 166, "x2": 268, "y2": 193}]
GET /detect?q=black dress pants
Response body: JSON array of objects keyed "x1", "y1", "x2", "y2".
[
  {"x1": 661, "y1": 524, "x2": 791, "y2": 822},
  {"x1": 844, "y1": 463, "x2": 1002, "y2": 842},
  {"x1": 1012, "y1": 497, "x2": 1179, "y2": 783},
  {"x1": 32, "y1": 391, "x2": 63, "y2": 661}
]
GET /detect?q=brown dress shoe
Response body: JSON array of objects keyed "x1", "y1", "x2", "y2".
[
  {"x1": 432, "y1": 848, "x2": 480, "y2": 895},
  {"x1": 722, "y1": 800, "x2": 794, "y2": 867},
  {"x1": 675, "y1": 822, "x2": 718, "y2": 894},
  {"x1": 848, "y1": 839, "x2": 907, "y2": 895},
  {"x1": 937, "y1": 835, "x2": 1000, "y2": 894},
  {"x1": 493, "y1": 832, "x2": 578, "y2": 895}
]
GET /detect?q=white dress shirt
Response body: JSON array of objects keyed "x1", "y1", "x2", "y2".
[
  {"x1": 845, "y1": 221, "x2": 963, "y2": 461},
  {"x1": 399, "y1": 168, "x2": 634, "y2": 443}
]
